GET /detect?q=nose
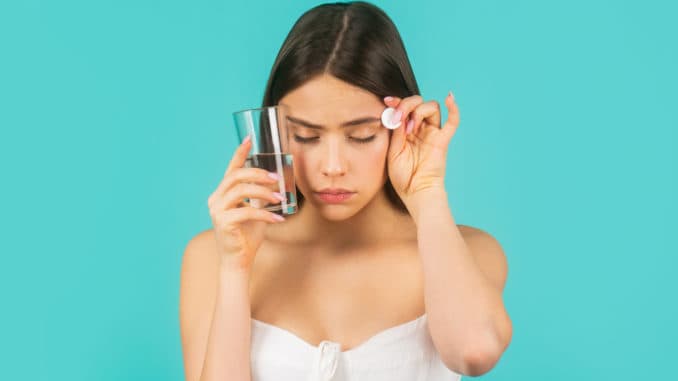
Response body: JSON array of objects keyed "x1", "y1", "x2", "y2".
[{"x1": 321, "y1": 139, "x2": 347, "y2": 177}]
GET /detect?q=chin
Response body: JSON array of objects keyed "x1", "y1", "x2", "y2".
[
  {"x1": 302, "y1": 198, "x2": 362, "y2": 221},
  {"x1": 317, "y1": 205, "x2": 359, "y2": 221}
]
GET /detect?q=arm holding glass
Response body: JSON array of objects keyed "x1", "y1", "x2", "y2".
[{"x1": 180, "y1": 106, "x2": 296, "y2": 381}]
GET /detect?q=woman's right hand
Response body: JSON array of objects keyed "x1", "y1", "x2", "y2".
[{"x1": 207, "y1": 135, "x2": 286, "y2": 272}]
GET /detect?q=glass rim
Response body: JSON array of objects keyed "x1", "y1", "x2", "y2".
[{"x1": 232, "y1": 104, "x2": 288, "y2": 116}]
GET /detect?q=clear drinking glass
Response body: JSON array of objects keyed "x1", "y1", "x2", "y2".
[{"x1": 233, "y1": 105, "x2": 298, "y2": 216}]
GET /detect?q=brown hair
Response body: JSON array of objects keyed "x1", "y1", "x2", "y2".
[{"x1": 261, "y1": 1, "x2": 421, "y2": 213}]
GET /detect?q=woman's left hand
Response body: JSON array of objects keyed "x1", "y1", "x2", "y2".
[{"x1": 385, "y1": 92, "x2": 460, "y2": 207}]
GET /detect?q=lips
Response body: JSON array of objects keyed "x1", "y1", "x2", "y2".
[
  {"x1": 315, "y1": 189, "x2": 355, "y2": 204},
  {"x1": 316, "y1": 188, "x2": 354, "y2": 194}
]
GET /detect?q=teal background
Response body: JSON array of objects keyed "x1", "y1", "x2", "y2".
[{"x1": 1, "y1": 0, "x2": 676, "y2": 380}]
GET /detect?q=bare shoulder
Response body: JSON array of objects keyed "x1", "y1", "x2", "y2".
[
  {"x1": 180, "y1": 228, "x2": 219, "y2": 307},
  {"x1": 183, "y1": 228, "x2": 217, "y2": 261},
  {"x1": 180, "y1": 228, "x2": 219, "y2": 293},
  {"x1": 457, "y1": 224, "x2": 508, "y2": 292}
]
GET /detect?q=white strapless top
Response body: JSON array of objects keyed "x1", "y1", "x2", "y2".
[{"x1": 250, "y1": 314, "x2": 463, "y2": 381}]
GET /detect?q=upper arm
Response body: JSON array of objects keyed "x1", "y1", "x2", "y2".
[
  {"x1": 458, "y1": 225, "x2": 508, "y2": 293},
  {"x1": 179, "y1": 229, "x2": 219, "y2": 381}
]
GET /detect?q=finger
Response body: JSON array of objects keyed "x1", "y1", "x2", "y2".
[
  {"x1": 223, "y1": 183, "x2": 284, "y2": 210},
  {"x1": 392, "y1": 95, "x2": 424, "y2": 131},
  {"x1": 442, "y1": 91, "x2": 460, "y2": 141},
  {"x1": 390, "y1": 116, "x2": 407, "y2": 155},
  {"x1": 221, "y1": 206, "x2": 286, "y2": 225},
  {"x1": 383, "y1": 96, "x2": 402, "y2": 108},
  {"x1": 409, "y1": 100, "x2": 441, "y2": 136},
  {"x1": 217, "y1": 167, "x2": 280, "y2": 197},
  {"x1": 225, "y1": 135, "x2": 253, "y2": 175},
  {"x1": 212, "y1": 135, "x2": 253, "y2": 201}
]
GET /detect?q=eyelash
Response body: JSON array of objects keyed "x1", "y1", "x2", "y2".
[{"x1": 293, "y1": 135, "x2": 376, "y2": 144}]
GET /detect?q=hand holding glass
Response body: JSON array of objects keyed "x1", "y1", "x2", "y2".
[{"x1": 233, "y1": 105, "x2": 298, "y2": 216}]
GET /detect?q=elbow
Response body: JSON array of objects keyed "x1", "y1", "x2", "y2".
[
  {"x1": 445, "y1": 318, "x2": 513, "y2": 377},
  {"x1": 459, "y1": 345, "x2": 504, "y2": 377}
]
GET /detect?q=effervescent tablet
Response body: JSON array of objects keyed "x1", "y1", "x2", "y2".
[{"x1": 381, "y1": 107, "x2": 402, "y2": 130}]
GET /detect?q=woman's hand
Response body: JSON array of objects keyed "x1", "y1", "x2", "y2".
[
  {"x1": 207, "y1": 135, "x2": 286, "y2": 272},
  {"x1": 384, "y1": 91, "x2": 460, "y2": 207}
]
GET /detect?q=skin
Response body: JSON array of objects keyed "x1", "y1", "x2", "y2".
[
  {"x1": 180, "y1": 73, "x2": 511, "y2": 380},
  {"x1": 247, "y1": 73, "x2": 428, "y2": 347},
  {"x1": 275, "y1": 73, "x2": 414, "y2": 246}
]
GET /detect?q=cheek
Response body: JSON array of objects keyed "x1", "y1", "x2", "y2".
[
  {"x1": 356, "y1": 143, "x2": 388, "y2": 173},
  {"x1": 290, "y1": 148, "x2": 307, "y2": 182},
  {"x1": 359, "y1": 134, "x2": 390, "y2": 167},
  {"x1": 345, "y1": 139, "x2": 390, "y2": 187}
]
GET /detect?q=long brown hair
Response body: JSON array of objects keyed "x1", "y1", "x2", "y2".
[{"x1": 261, "y1": 1, "x2": 420, "y2": 213}]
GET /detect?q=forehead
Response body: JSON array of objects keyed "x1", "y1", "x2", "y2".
[{"x1": 279, "y1": 74, "x2": 383, "y2": 124}]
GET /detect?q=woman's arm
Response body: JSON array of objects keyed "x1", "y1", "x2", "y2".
[
  {"x1": 407, "y1": 189, "x2": 512, "y2": 377},
  {"x1": 179, "y1": 230, "x2": 252, "y2": 381}
]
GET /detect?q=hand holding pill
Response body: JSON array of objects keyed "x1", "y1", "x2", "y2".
[{"x1": 382, "y1": 91, "x2": 460, "y2": 208}]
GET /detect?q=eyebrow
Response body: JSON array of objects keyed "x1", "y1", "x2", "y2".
[{"x1": 286, "y1": 115, "x2": 381, "y2": 129}]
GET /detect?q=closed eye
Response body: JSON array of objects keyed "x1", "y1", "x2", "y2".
[
  {"x1": 293, "y1": 135, "x2": 376, "y2": 144},
  {"x1": 293, "y1": 135, "x2": 318, "y2": 143},
  {"x1": 351, "y1": 136, "x2": 376, "y2": 144}
]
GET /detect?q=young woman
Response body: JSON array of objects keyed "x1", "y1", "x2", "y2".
[{"x1": 180, "y1": 2, "x2": 512, "y2": 380}]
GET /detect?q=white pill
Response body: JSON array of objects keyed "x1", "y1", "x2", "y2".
[{"x1": 381, "y1": 107, "x2": 402, "y2": 130}]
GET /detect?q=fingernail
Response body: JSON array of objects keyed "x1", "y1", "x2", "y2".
[
  {"x1": 392, "y1": 110, "x2": 403, "y2": 124},
  {"x1": 448, "y1": 91, "x2": 455, "y2": 101},
  {"x1": 272, "y1": 192, "x2": 285, "y2": 201},
  {"x1": 406, "y1": 119, "x2": 414, "y2": 134},
  {"x1": 272, "y1": 214, "x2": 285, "y2": 222},
  {"x1": 268, "y1": 172, "x2": 280, "y2": 180},
  {"x1": 243, "y1": 135, "x2": 252, "y2": 144},
  {"x1": 384, "y1": 96, "x2": 394, "y2": 103}
]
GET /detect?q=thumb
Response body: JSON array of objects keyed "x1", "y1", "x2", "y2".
[{"x1": 389, "y1": 118, "x2": 409, "y2": 156}]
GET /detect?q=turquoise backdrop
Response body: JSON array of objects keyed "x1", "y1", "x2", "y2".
[{"x1": 1, "y1": 0, "x2": 676, "y2": 380}]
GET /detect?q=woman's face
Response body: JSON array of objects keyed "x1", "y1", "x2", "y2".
[{"x1": 279, "y1": 74, "x2": 391, "y2": 221}]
